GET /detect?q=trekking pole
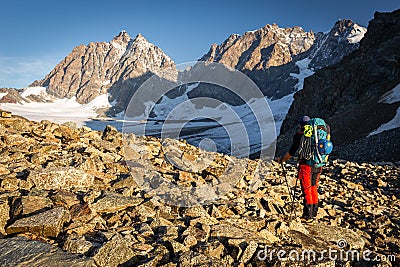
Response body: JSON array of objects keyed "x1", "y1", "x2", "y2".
[
  {"x1": 288, "y1": 175, "x2": 300, "y2": 221},
  {"x1": 281, "y1": 162, "x2": 294, "y2": 205},
  {"x1": 281, "y1": 162, "x2": 300, "y2": 221}
]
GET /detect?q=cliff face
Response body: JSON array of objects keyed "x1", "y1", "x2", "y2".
[
  {"x1": 31, "y1": 31, "x2": 175, "y2": 109},
  {"x1": 278, "y1": 10, "x2": 400, "y2": 162}
]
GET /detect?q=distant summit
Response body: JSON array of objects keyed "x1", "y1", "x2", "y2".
[
  {"x1": 309, "y1": 19, "x2": 367, "y2": 69},
  {"x1": 31, "y1": 31, "x2": 175, "y2": 113},
  {"x1": 200, "y1": 21, "x2": 366, "y2": 100}
]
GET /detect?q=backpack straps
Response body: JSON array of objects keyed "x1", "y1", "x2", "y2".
[{"x1": 313, "y1": 120, "x2": 323, "y2": 163}]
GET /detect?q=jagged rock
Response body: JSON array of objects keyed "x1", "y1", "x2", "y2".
[
  {"x1": 240, "y1": 241, "x2": 258, "y2": 263},
  {"x1": 183, "y1": 234, "x2": 197, "y2": 248},
  {"x1": 7, "y1": 207, "x2": 70, "y2": 237},
  {"x1": 90, "y1": 193, "x2": 143, "y2": 213},
  {"x1": 28, "y1": 167, "x2": 95, "y2": 190},
  {"x1": 1, "y1": 177, "x2": 19, "y2": 191},
  {"x1": 258, "y1": 229, "x2": 280, "y2": 243},
  {"x1": 0, "y1": 237, "x2": 93, "y2": 266},
  {"x1": 15, "y1": 195, "x2": 53, "y2": 216},
  {"x1": 288, "y1": 230, "x2": 333, "y2": 251},
  {"x1": 31, "y1": 31, "x2": 176, "y2": 114},
  {"x1": 102, "y1": 125, "x2": 119, "y2": 141},
  {"x1": 66, "y1": 215, "x2": 106, "y2": 236},
  {"x1": 63, "y1": 234, "x2": 93, "y2": 255},
  {"x1": 0, "y1": 88, "x2": 27, "y2": 104},
  {"x1": 50, "y1": 190, "x2": 80, "y2": 208},
  {"x1": 0, "y1": 165, "x2": 10, "y2": 175},
  {"x1": 138, "y1": 223, "x2": 154, "y2": 237},
  {"x1": 93, "y1": 233, "x2": 137, "y2": 267},
  {"x1": 225, "y1": 217, "x2": 266, "y2": 232},
  {"x1": 288, "y1": 218, "x2": 309, "y2": 235},
  {"x1": 112, "y1": 175, "x2": 139, "y2": 195}
]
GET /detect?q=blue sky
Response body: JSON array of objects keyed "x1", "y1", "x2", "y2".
[{"x1": 0, "y1": 0, "x2": 398, "y2": 88}]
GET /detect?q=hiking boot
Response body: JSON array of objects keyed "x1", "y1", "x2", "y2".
[
  {"x1": 302, "y1": 204, "x2": 313, "y2": 219},
  {"x1": 311, "y1": 202, "x2": 319, "y2": 218}
]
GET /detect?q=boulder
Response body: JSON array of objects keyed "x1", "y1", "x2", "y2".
[
  {"x1": 63, "y1": 235, "x2": 93, "y2": 255},
  {"x1": 93, "y1": 234, "x2": 137, "y2": 267},
  {"x1": 0, "y1": 236, "x2": 93, "y2": 266}
]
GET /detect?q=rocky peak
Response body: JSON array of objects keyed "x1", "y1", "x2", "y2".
[
  {"x1": 201, "y1": 23, "x2": 315, "y2": 72},
  {"x1": 330, "y1": 19, "x2": 367, "y2": 43},
  {"x1": 199, "y1": 23, "x2": 316, "y2": 99},
  {"x1": 308, "y1": 19, "x2": 367, "y2": 69},
  {"x1": 133, "y1": 33, "x2": 146, "y2": 42},
  {"x1": 31, "y1": 31, "x2": 175, "y2": 108},
  {"x1": 200, "y1": 19, "x2": 366, "y2": 98},
  {"x1": 112, "y1": 30, "x2": 131, "y2": 43}
]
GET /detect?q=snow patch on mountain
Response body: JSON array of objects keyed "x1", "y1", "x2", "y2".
[
  {"x1": 369, "y1": 83, "x2": 400, "y2": 136},
  {"x1": 20, "y1": 86, "x2": 49, "y2": 98},
  {"x1": 0, "y1": 87, "x2": 113, "y2": 126},
  {"x1": 347, "y1": 24, "x2": 367, "y2": 43},
  {"x1": 0, "y1": 93, "x2": 8, "y2": 100},
  {"x1": 290, "y1": 58, "x2": 315, "y2": 91},
  {"x1": 369, "y1": 108, "x2": 400, "y2": 136},
  {"x1": 379, "y1": 83, "x2": 400, "y2": 104}
]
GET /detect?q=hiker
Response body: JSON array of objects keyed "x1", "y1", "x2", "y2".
[{"x1": 276, "y1": 115, "x2": 331, "y2": 224}]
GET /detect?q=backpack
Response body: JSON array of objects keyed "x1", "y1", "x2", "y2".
[{"x1": 298, "y1": 118, "x2": 333, "y2": 167}]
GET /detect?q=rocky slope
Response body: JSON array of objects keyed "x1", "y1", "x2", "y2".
[
  {"x1": 0, "y1": 88, "x2": 27, "y2": 104},
  {"x1": 0, "y1": 114, "x2": 398, "y2": 266},
  {"x1": 278, "y1": 10, "x2": 400, "y2": 162},
  {"x1": 31, "y1": 31, "x2": 176, "y2": 114},
  {"x1": 200, "y1": 20, "x2": 366, "y2": 100}
]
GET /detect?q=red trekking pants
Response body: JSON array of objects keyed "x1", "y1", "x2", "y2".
[{"x1": 298, "y1": 163, "x2": 321, "y2": 205}]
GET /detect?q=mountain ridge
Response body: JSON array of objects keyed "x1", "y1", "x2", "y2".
[
  {"x1": 31, "y1": 31, "x2": 175, "y2": 108},
  {"x1": 200, "y1": 19, "x2": 366, "y2": 100}
]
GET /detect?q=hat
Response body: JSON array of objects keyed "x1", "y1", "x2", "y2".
[{"x1": 298, "y1": 115, "x2": 310, "y2": 126}]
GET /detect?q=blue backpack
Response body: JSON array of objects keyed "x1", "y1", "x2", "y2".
[{"x1": 298, "y1": 118, "x2": 333, "y2": 167}]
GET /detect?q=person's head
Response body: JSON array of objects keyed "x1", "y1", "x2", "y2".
[{"x1": 298, "y1": 115, "x2": 310, "y2": 127}]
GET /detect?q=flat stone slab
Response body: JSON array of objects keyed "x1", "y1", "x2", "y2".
[
  {"x1": 90, "y1": 193, "x2": 143, "y2": 213},
  {"x1": 28, "y1": 167, "x2": 94, "y2": 190},
  {"x1": 7, "y1": 207, "x2": 70, "y2": 237},
  {"x1": 0, "y1": 236, "x2": 93, "y2": 267}
]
